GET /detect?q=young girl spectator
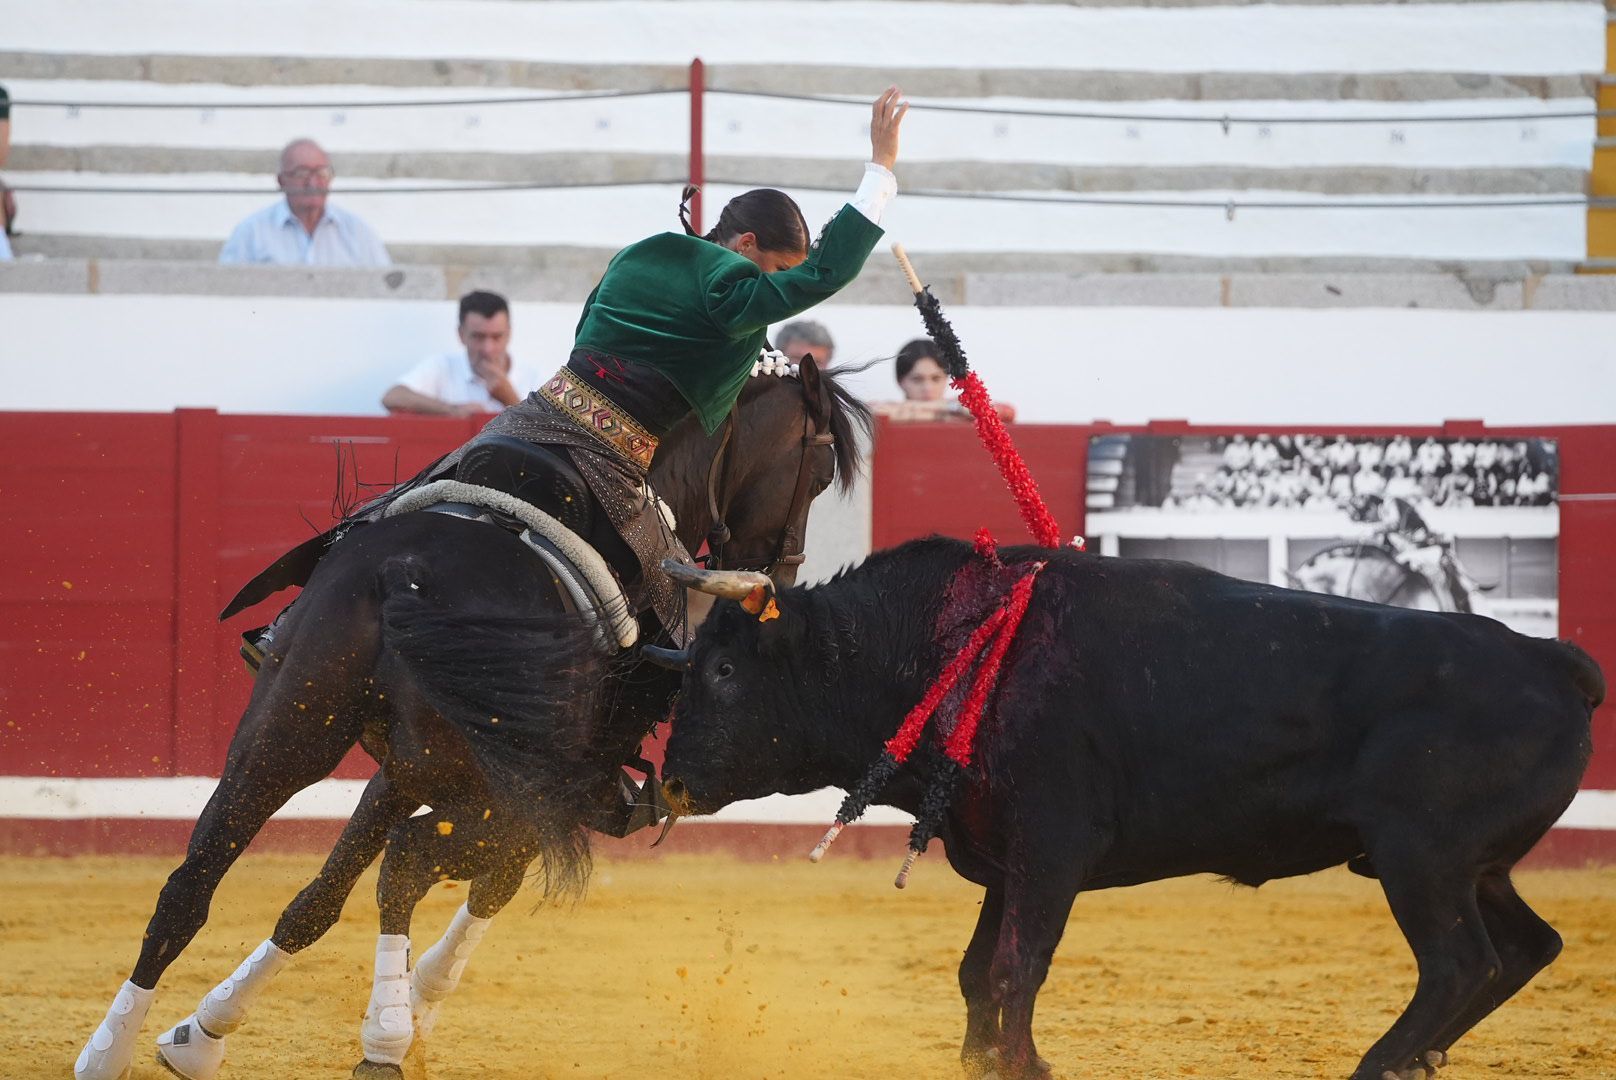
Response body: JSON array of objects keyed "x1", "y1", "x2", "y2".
[{"x1": 874, "y1": 337, "x2": 1016, "y2": 422}]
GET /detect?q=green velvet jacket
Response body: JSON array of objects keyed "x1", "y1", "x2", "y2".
[{"x1": 573, "y1": 204, "x2": 884, "y2": 433}]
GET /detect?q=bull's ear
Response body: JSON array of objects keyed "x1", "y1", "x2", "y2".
[
  {"x1": 753, "y1": 594, "x2": 808, "y2": 660},
  {"x1": 740, "y1": 584, "x2": 779, "y2": 622}
]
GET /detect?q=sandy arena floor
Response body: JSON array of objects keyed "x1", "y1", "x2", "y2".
[{"x1": 1, "y1": 852, "x2": 1611, "y2": 1080}]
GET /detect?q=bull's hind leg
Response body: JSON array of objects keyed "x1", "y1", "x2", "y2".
[
  {"x1": 958, "y1": 883, "x2": 1006, "y2": 1074},
  {"x1": 1426, "y1": 871, "x2": 1563, "y2": 1061},
  {"x1": 1350, "y1": 855, "x2": 1500, "y2": 1080}
]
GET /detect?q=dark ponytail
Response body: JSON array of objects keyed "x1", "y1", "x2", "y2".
[
  {"x1": 676, "y1": 187, "x2": 810, "y2": 255},
  {"x1": 678, "y1": 185, "x2": 701, "y2": 237}
]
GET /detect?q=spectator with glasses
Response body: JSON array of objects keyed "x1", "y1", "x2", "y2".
[{"x1": 219, "y1": 138, "x2": 390, "y2": 266}]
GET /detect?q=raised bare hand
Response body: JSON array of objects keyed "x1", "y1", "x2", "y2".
[{"x1": 870, "y1": 86, "x2": 909, "y2": 172}]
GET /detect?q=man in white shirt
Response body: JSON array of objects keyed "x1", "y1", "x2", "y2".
[
  {"x1": 382, "y1": 291, "x2": 543, "y2": 416},
  {"x1": 219, "y1": 138, "x2": 390, "y2": 267}
]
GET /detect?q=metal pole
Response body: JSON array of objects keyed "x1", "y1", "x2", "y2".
[{"x1": 688, "y1": 57, "x2": 705, "y2": 235}]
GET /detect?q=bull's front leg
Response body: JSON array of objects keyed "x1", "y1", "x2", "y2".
[
  {"x1": 985, "y1": 871, "x2": 1082, "y2": 1080},
  {"x1": 958, "y1": 884, "x2": 1006, "y2": 1074}
]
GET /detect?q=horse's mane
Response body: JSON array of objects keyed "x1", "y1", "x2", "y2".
[
  {"x1": 652, "y1": 361, "x2": 875, "y2": 525},
  {"x1": 818, "y1": 362, "x2": 875, "y2": 493}
]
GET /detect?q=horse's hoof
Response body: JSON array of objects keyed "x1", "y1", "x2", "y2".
[
  {"x1": 154, "y1": 1014, "x2": 226, "y2": 1080},
  {"x1": 963, "y1": 1047, "x2": 1053, "y2": 1080},
  {"x1": 353, "y1": 1060, "x2": 405, "y2": 1080}
]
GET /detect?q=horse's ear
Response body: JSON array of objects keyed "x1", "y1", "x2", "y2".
[{"x1": 797, "y1": 355, "x2": 829, "y2": 429}]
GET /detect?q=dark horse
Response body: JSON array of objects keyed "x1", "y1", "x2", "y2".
[{"x1": 74, "y1": 362, "x2": 870, "y2": 1080}]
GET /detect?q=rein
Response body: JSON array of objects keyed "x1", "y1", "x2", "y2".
[{"x1": 702, "y1": 373, "x2": 834, "y2": 577}]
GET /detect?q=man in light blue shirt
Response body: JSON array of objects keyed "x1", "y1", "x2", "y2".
[{"x1": 219, "y1": 138, "x2": 390, "y2": 267}]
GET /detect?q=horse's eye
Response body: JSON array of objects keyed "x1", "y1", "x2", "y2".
[{"x1": 715, "y1": 660, "x2": 735, "y2": 680}]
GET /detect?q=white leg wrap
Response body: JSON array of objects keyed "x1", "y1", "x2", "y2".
[
  {"x1": 154, "y1": 1015, "x2": 225, "y2": 1080},
  {"x1": 76, "y1": 980, "x2": 156, "y2": 1080},
  {"x1": 411, "y1": 905, "x2": 492, "y2": 1038},
  {"x1": 361, "y1": 934, "x2": 414, "y2": 1066},
  {"x1": 197, "y1": 938, "x2": 292, "y2": 1037},
  {"x1": 150, "y1": 938, "x2": 293, "y2": 1080}
]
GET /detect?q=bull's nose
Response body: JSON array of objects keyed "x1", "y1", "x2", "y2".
[{"x1": 662, "y1": 778, "x2": 694, "y2": 817}]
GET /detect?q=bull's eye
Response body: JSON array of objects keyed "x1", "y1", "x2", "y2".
[{"x1": 715, "y1": 660, "x2": 735, "y2": 680}]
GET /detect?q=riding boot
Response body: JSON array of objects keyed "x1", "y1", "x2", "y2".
[
  {"x1": 239, "y1": 628, "x2": 270, "y2": 673},
  {"x1": 239, "y1": 605, "x2": 291, "y2": 674}
]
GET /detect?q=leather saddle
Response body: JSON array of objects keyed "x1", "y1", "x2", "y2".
[{"x1": 453, "y1": 435, "x2": 638, "y2": 587}]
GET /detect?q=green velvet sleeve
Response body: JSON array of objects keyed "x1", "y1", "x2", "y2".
[{"x1": 701, "y1": 205, "x2": 884, "y2": 335}]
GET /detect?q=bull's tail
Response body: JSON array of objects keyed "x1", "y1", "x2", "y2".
[
  {"x1": 1551, "y1": 637, "x2": 1603, "y2": 711},
  {"x1": 374, "y1": 555, "x2": 606, "y2": 899}
]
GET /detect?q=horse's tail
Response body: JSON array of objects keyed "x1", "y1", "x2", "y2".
[{"x1": 374, "y1": 554, "x2": 606, "y2": 900}]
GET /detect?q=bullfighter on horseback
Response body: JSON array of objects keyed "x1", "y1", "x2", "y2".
[
  {"x1": 75, "y1": 89, "x2": 910, "y2": 1080},
  {"x1": 230, "y1": 86, "x2": 910, "y2": 665}
]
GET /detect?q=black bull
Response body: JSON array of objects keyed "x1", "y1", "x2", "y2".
[{"x1": 660, "y1": 536, "x2": 1604, "y2": 1080}]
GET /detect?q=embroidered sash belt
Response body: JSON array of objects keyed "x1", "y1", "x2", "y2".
[{"x1": 539, "y1": 369, "x2": 659, "y2": 471}]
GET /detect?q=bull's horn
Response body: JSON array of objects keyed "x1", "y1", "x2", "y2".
[
  {"x1": 659, "y1": 559, "x2": 774, "y2": 600},
  {"x1": 640, "y1": 644, "x2": 689, "y2": 670}
]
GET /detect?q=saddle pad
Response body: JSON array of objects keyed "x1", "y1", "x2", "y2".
[{"x1": 384, "y1": 479, "x2": 638, "y2": 650}]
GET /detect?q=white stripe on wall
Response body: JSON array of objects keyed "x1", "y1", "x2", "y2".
[
  {"x1": 0, "y1": 777, "x2": 915, "y2": 826},
  {"x1": 0, "y1": 777, "x2": 1607, "y2": 830}
]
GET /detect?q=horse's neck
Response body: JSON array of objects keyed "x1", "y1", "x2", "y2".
[
  {"x1": 651, "y1": 379, "x2": 796, "y2": 555},
  {"x1": 651, "y1": 419, "x2": 721, "y2": 554}
]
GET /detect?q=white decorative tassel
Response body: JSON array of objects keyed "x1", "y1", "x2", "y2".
[
  {"x1": 412, "y1": 905, "x2": 492, "y2": 1038},
  {"x1": 197, "y1": 939, "x2": 292, "y2": 1036},
  {"x1": 752, "y1": 349, "x2": 799, "y2": 378},
  {"x1": 361, "y1": 934, "x2": 414, "y2": 1065}
]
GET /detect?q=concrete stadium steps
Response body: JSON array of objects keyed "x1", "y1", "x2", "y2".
[
  {"x1": 8, "y1": 79, "x2": 1592, "y2": 169},
  {"x1": 375, "y1": 0, "x2": 1608, "y2": 6},
  {"x1": 9, "y1": 174, "x2": 1588, "y2": 261},
  {"x1": 2, "y1": 0, "x2": 1598, "y2": 266},
  {"x1": 7, "y1": 1, "x2": 1598, "y2": 73},
  {"x1": 2, "y1": 51, "x2": 1597, "y2": 101},
  {"x1": 4, "y1": 256, "x2": 1611, "y2": 311},
  {"x1": 6, "y1": 235, "x2": 1580, "y2": 277},
  {"x1": 7, "y1": 147, "x2": 1588, "y2": 197}
]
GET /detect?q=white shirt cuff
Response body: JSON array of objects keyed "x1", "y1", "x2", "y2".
[{"x1": 849, "y1": 162, "x2": 897, "y2": 225}]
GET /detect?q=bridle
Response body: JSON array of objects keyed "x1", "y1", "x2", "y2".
[{"x1": 701, "y1": 376, "x2": 835, "y2": 578}]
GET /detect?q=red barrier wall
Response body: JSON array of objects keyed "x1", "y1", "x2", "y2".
[
  {"x1": 1, "y1": 411, "x2": 1611, "y2": 859},
  {"x1": 1, "y1": 410, "x2": 482, "y2": 783}
]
